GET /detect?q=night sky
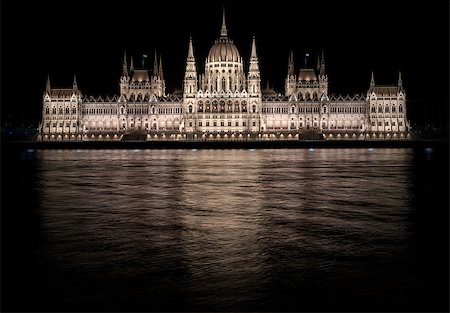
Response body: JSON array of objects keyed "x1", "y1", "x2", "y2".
[{"x1": 1, "y1": 0, "x2": 449, "y2": 130}]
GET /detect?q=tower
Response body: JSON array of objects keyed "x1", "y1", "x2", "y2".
[
  {"x1": 318, "y1": 49, "x2": 328, "y2": 95},
  {"x1": 183, "y1": 35, "x2": 198, "y2": 98},
  {"x1": 120, "y1": 50, "x2": 129, "y2": 95},
  {"x1": 46, "y1": 74, "x2": 51, "y2": 94},
  {"x1": 247, "y1": 35, "x2": 261, "y2": 97},
  {"x1": 285, "y1": 50, "x2": 296, "y2": 96}
]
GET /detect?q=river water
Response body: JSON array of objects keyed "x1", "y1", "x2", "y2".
[{"x1": 2, "y1": 147, "x2": 448, "y2": 311}]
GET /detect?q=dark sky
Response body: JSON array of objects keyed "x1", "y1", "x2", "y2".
[{"x1": 1, "y1": 0, "x2": 449, "y2": 129}]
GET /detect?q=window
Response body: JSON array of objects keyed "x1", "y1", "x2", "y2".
[
  {"x1": 53, "y1": 123, "x2": 57, "y2": 127},
  {"x1": 228, "y1": 121, "x2": 231, "y2": 126},
  {"x1": 378, "y1": 121, "x2": 382, "y2": 126},
  {"x1": 399, "y1": 121, "x2": 403, "y2": 126},
  {"x1": 46, "y1": 122, "x2": 50, "y2": 127},
  {"x1": 252, "y1": 105, "x2": 257, "y2": 113},
  {"x1": 206, "y1": 121, "x2": 210, "y2": 126},
  {"x1": 213, "y1": 121, "x2": 217, "y2": 127},
  {"x1": 371, "y1": 121, "x2": 375, "y2": 126},
  {"x1": 378, "y1": 106, "x2": 382, "y2": 113},
  {"x1": 65, "y1": 107, "x2": 69, "y2": 114},
  {"x1": 66, "y1": 122, "x2": 70, "y2": 127},
  {"x1": 253, "y1": 121, "x2": 256, "y2": 127},
  {"x1": 52, "y1": 107, "x2": 56, "y2": 114},
  {"x1": 385, "y1": 106, "x2": 389, "y2": 113},
  {"x1": 235, "y1": 121, "x2": 239, "y2": 126},
  {"x1": 221, "y1": 121, "x2": 224, "y2": 127},
  {"x1": 199, "y1": 121, "x2": 202, "y2": 127},
  {"x1": 392, "y1": 106, "x2": 396, "y2": 113},
  {"x1": 59, "y1": 108, "x2": 63, "y2": 114},
  {"x1": 189, "y1": 121, "x2": 192, "y2": 127},
  {"x1": 385, "y1": 121, "x2": 389, "y2": 126},
  {"x1": 291, "y1": 122, "x2": 295, "y2": 128},
  {"x1": 188, "y1": 105, "x2": 193, "y2": 113},
  {"x1": 45, "y1": 107, "x2": 49, "y2": 114},
  {"x1": 392, "y1": 122, "x2": 396, "y2": 126},
  {"x1": 399, "y1": 106, "x2": 403, "y2": 112},
  {"x1": 243, "y1": 121, "x2": 246, "y2": 127},
  {"x1": 59, "y1": 123, "x2": 63, "y2": 127}
]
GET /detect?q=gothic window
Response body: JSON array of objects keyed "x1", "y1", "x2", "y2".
[
  {"x1": 385, "y1": 106, "x2": 389, "y2": 113},
  {"x1": 45, "y1": 107, "x2": 50, "y2": 114},
  {"x1": 199, "y1": 121, "x2": 202, "y2": 127},
  {"x1": 235, "y1": 121, "x2": 239, "y2": 126},
  {"x1": 243, "y1": 121, "x2": 246, "y2": 127},
  {"x1": 378, "y1": 121, "x2": 382, "y2": 126},
  {"x1": 253, "y1": 121, "x2": 256, "y2": 127},
  {"x1": 228, "y1": 121, "x2": 231, "y2": 126},
  {"x1": 385, "y1": 121, "x2": 389, "y2": 126},
  {"x1": 65, "y1": 107, "x2": 69, "y2": 114},
  {"x1": 120, "y1": 107, "x2": 125, "y2": 115},
  {"x1": 399, "y1": 106, "x2": 403, "y2": 112},
  {"x1": 392, "y1": 106, "x2": 396, "y2": 112},
  {"x1": 188, "y1": 105, "x2": 193, "y2": 113},
  {"x1": 399, "y1": 121, "x2": 403, "y2": 126},
  {"x1": 206, "y1": 121, "x2": 210, "y2": 126},
  {"x1": 221, "y1": 121, "x2": 224, "y2": 127},
  {"x1": 222, "y1": 77, "x2": 226, "y2": 91},
  {"x1": 372, "y1": 121, "x2": 376, "y2": 126},
  {"x1": 252, "y1": 105, "x2": 257, "y2": 113},
  {"x1": 59, "y1": 107, "x2": 63, "y2": 114},
  {"x1": 378, "y1": 106, "x2": 382, "y2": 113},
  {"x1": 291, "y1": 106, "x2": 295, "y2": 114}
]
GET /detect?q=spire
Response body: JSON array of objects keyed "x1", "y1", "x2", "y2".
[
  {"x1": 220, "y1": 6, "x2": 228, "y2": 37},
  {"x1": 250, "y1": 35, "x2": 258, "y2": 59},
  {"x1": 46, "y1": 74, "x2": 51, "y2": 94},
  {"x1": 72, "y1": 74, "x2": 78, "y2": 92},
  {"x1": 153, "y1": 50, "x2": 159, "y2": 77},
  {"x1": 287, "y1": 49, "x2": 294, "y2": 77},
  {"x1": 319, "y1": 49, "x2": 326, "y2": 76},
  {"x1": 187, "y1": 34, "x2": 195, "y2": 61},
  {"x1": 370, "y1": 70, "x2": 375, "y2": 88},
  {"x1": 159, "y1": 55, "x2": 163, "y2": 79},
  {"x1": 122, "y1": 50, "x2": 128, "y2": 76},
  {"x1": 130, "y1": 55, "x2": 134, "y2": 72},
  {"x1": 398, "y1": 70, "x2": 402, "y2": 88},
  {"x1": 316, "y1": 55, "x2": 320, "y2": 72}
]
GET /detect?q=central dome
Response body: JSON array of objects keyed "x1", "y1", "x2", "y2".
[{"x1": 207, "y1": 39, "x2": 240, "y2": 62}]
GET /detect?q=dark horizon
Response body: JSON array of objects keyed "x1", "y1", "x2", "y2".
[{"x1": 1, "y1": 0, "x2": 449, "y2": 132}]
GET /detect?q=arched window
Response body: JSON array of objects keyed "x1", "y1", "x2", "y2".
[
  {"x1": 120, "y1": 107, "x2": 124, "y2": 115},
  {"x1": 252, "y1": 105, "x2": 256, "y2": 113},
  {"x1": 72, "y1": 107, "x2": 76, "y2": 114},
  {"x1": 291, "y1": 106, "x2": 295, "y2": 114},
  {"x1": 59, "y1": 107, "x2": 63, "y2": 114},
  {"x1": 65, "y1": 107, "x2": 69, "y2": 114},
  {"x1": 188, "y1": 105, "x2": 193, "y2": 113},
  {"x1": 385, "y1": 106, "x2": 389, "y2": 113},
  {"x1": 222, "y1": 77, "x2": 226, "y2": 91},
  {"x1": 45, "y1": 107, "x2": 49, "y2": 114},
  {"x1": 399, "y1": 105, "x2": 403, "y2": 112}
]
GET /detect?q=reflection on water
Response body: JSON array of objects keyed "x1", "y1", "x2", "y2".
[{"x1": 3, "y1": 148, "x2": 449, "y2": 311}]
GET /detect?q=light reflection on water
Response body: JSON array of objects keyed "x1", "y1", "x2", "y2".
[{"x1": 23, "y1": 148, "x2": 444, "y2": 311}]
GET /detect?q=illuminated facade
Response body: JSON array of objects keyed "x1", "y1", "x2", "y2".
[{"x1": 38, "y1": 10, "x2": 410, "y2": 141}]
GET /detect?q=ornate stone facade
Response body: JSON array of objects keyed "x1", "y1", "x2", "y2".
[{"x1": 38, "y1": 9, "x2": 410, "y2": 141}]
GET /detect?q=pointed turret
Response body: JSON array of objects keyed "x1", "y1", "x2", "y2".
[
  {"x1": 187, "y1": 34, "x2": 195, "y2": 62},
  {"x1": 248, "y1": 35, "x2": 261, "y2": 97},
  {"x1": 153, "y1": 50, "x2": 159, "y2": 77},
  {"x1": 316, "y1": 55, "x2": 320, "y2": 72},
  {"x1": 184, "y1": 35, "x2": 197, "y2": 98},
  {"x1": 122, "y1": 50, "x2": 128, "y2": 76},
  {"x1": 159, "y1": 55, "x2": 163, "y2": 79},
  {"x1": 130, "y1": 55, "x2": 134, "y2": 72},
  {"x1": 287, "y1": 49, "x2": 295, "y2": 77},
  {"x1": 319, "y1": 49, "x2": 326, "y2": 76},
  {"x1": 398, "y1": 70, "x2": 402, "y2": 88},
  {"x1": 46, "y1": 74, "x2": 51, "y2": 94},
  {"x1": 220, "y1": 6, "x2": 228, "y2": 37},
  {"x1": 370, "y1": 70, "x2": 375, "y2": 88},
  {"x1": 72, "y1": 74, "x2": 78, "y2": 93}
]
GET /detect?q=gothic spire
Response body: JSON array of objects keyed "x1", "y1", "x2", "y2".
[
  {"x1": 73, "y1": 74, "x2": 78, "y2": 91},
  {"x1": 130, "y1": 55, "x2": 134, "y2": 72},
  {"x1": 153, "y1": 50, "x2": 159, "y2": 77},
  {"x1": 46, "y1": 74, "x2": 51, "y2": 94},
  {"x1": 159, "y1": 55, "x2": 163, "y2": 79},
  {"x1": 187, "y1": 34, "x2": 195, "y2": 61},
  {"x1": 370, "y1": 70, "x2": 375, "y2": 88},
  {"x1": 319, "y1": 49, "x2": 326, "y2": 76},
  {"x1": 287, "y1": 49, "x2": 294, "y2": 77},
  {"x1": 316, "y1": 55, "x2": 320, "y2": 72},
  {"x1": 122, "y1": 50, "x2": 128, "y2": 76},
  {"x1": 250, "y1": 34, "x2": 258, "y2": 59},
  {"x1": 398, "y1": 70, "x2": 402, "y2": 88},
  {"x1": 220, "y1": 6, "x2": 228, "y2": 37}
]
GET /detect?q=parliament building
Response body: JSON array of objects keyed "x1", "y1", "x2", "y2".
[{"x1": 38, "y1": 9, "x2": 411, "y2": 141}]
